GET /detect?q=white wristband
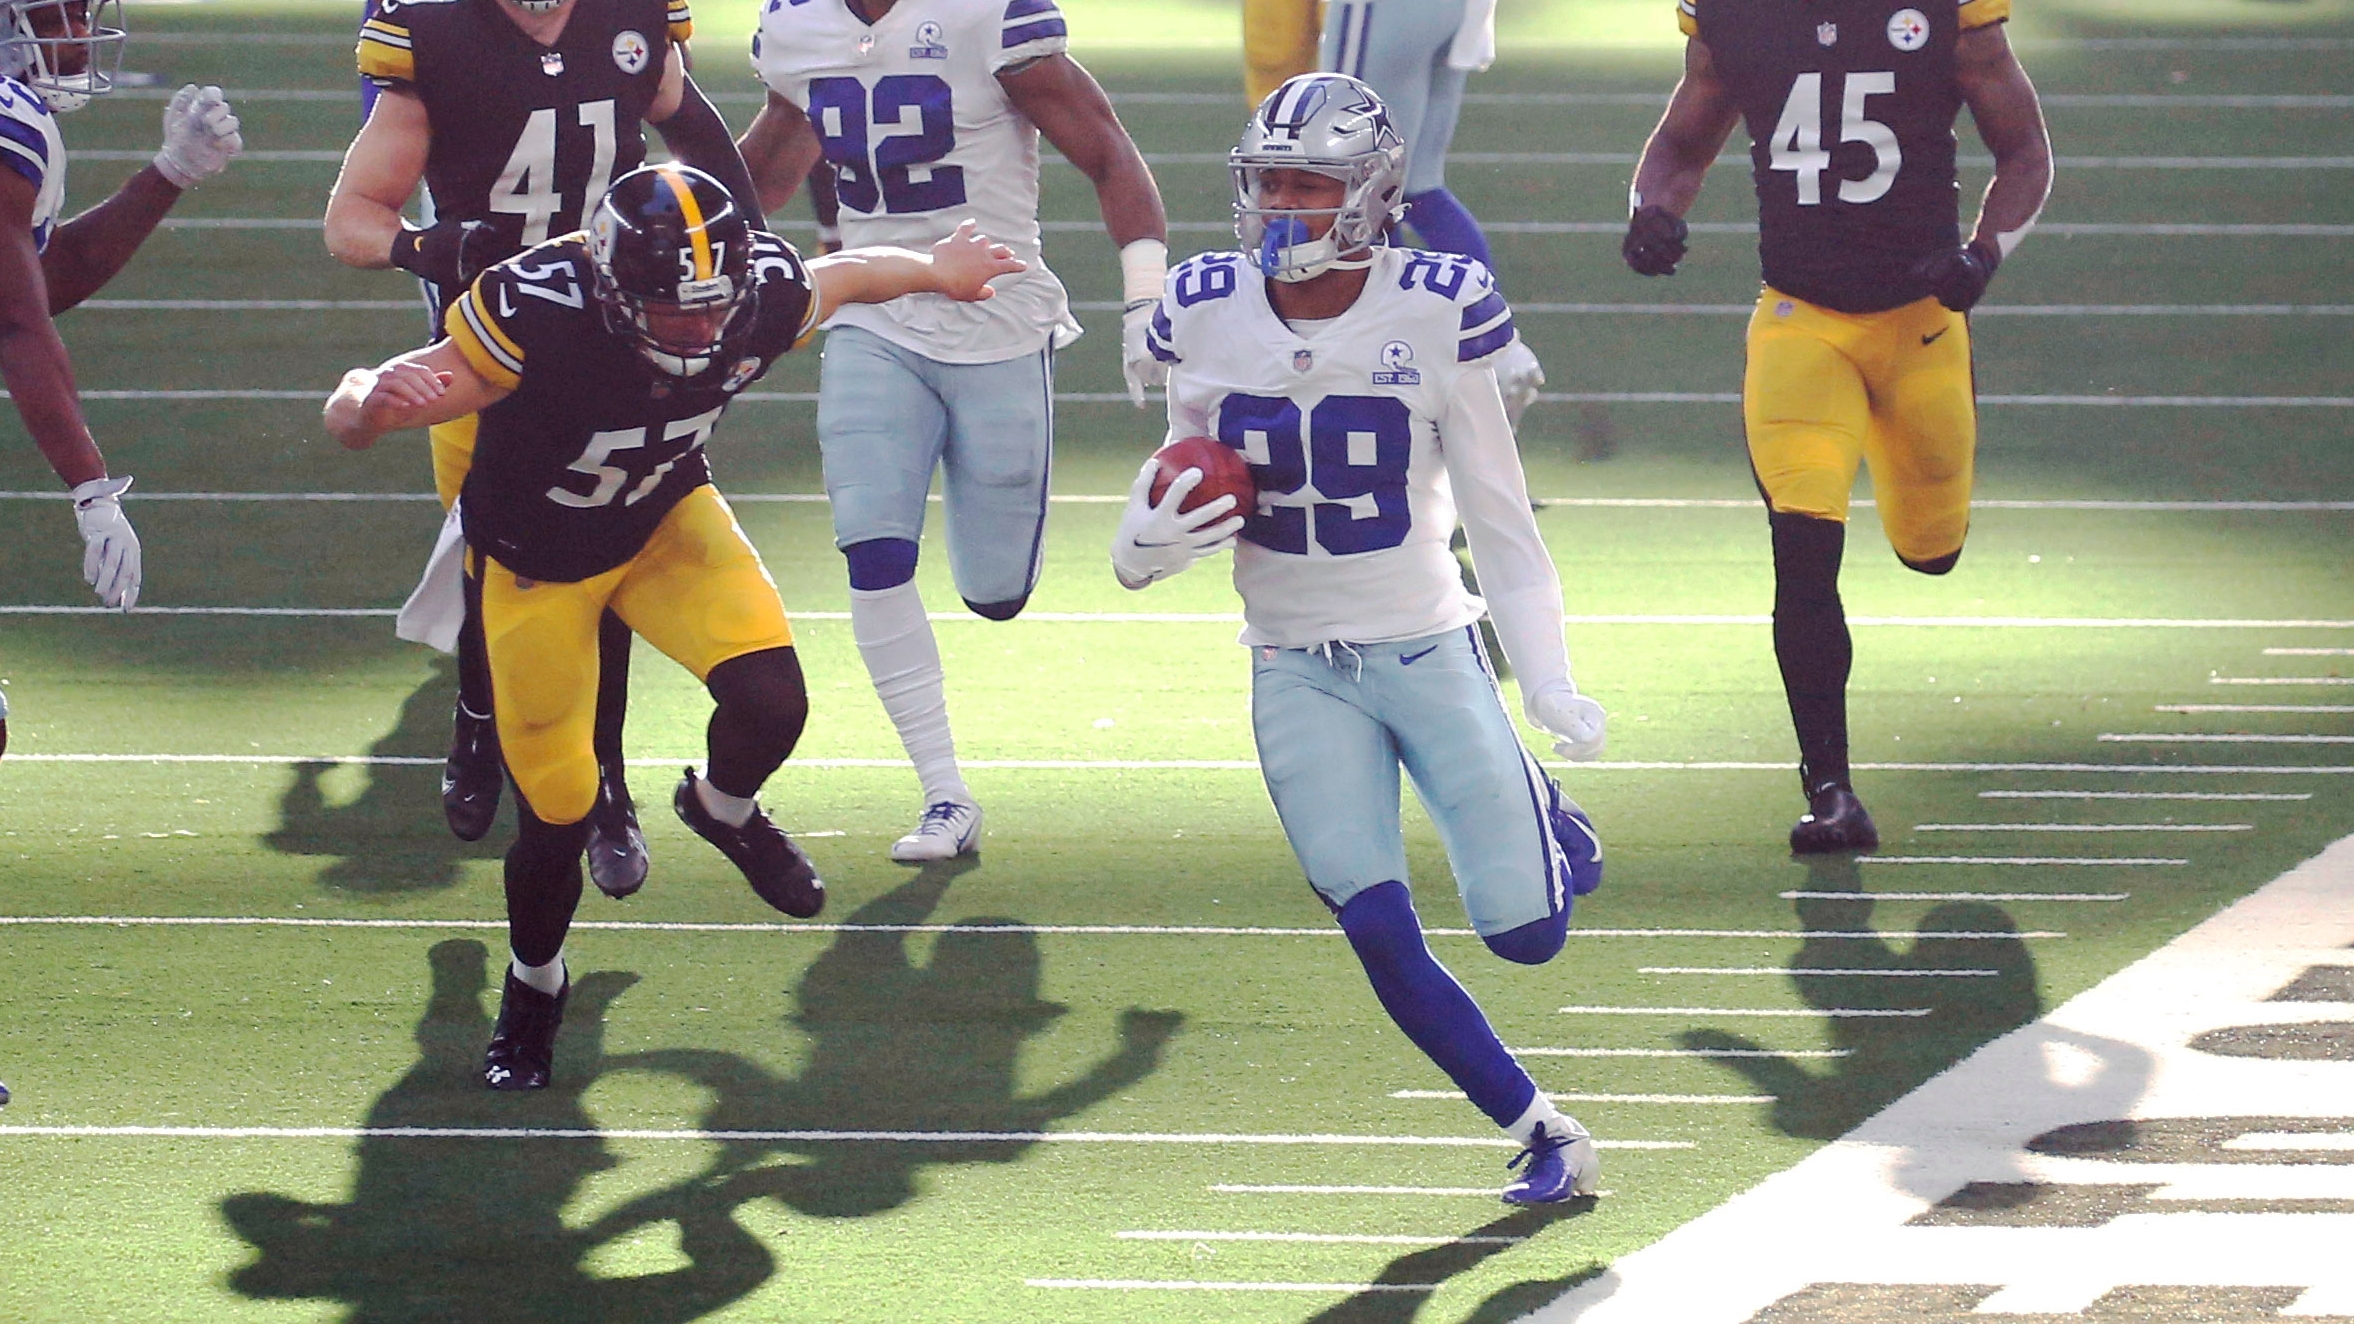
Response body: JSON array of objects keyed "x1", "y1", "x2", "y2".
[{"x1": 1119, "y1": 238, "x2": 1167, "y2": 308}]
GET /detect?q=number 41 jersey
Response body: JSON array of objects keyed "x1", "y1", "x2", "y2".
[
  {"x1": 752, "y1": 0, "x2": 1079, "y2": 363},
  {"x1": 1151, "y1": 248, "x2": 1522, "y2": 650}
]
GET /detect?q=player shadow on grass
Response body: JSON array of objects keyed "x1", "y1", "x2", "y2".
[
  {"x1": 219, "y1": 939, "x2": 775, "y2": 1323},
  {"x1": 1301, "y1": 1203, "x2": 1605, "y2": 1324},
  {"x1": 617, "y1": 858, "x2": 1186, "y2": 1220},
  {"x1": 1681, "y1": 856, "x2": 2046, "y2": 1141},
  {"x1": 265, "y1": 658, "x2": 497, "y2": 894}
]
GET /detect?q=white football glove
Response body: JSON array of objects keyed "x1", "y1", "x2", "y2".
[
  {"x1": 72, "y1": 475, "x2": 141, "y2": 611},
  {"x1": 154, "y1": 85, "x2": 243, "y2": 189},
  {"x1": 1526, "y1": 679, "x2": 1607, "y2": 761},
  {"x1": 1121, "y1": 301, "x2": 1168, "y2": 408},
  {"x1": 1109, "y1": 458, "x2": 1242, "y2": 587}
]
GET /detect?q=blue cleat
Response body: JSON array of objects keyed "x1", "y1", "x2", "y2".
[
  {"x1": 1502, "y1": 1116, "x2": 1601, "y2": 1205},
  {"x1": 1547, "y1": 779, "x2": 1604, "y2": 897}
]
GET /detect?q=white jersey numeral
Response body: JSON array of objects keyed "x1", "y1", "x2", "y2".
[
  {"x1": 545, "y1": 408, "x2": 724, "y2": 510},
  {"x1": 489, "y1": 100, "x2": 620, "y2": 244},
  {"x1": 1769, "y1": 71, "x2": 1901, "y2": 207}
]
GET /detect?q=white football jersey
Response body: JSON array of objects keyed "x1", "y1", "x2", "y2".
[
  {"x1": 1149, "y1": 246, "x2": 1524, "y2": 649},
  {"x1": 752, "y1": 0, "x2": 1079, "y2": 363},
  {"x1": 0, "y1": 77, "x2": 67, "y2": 253}
]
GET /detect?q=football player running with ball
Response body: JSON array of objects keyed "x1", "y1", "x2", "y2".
[
  {"x1": 325, "y1": 166, "x2": 1023, "y2": 1091},
  {"x1": 737, "y1": 0, "x2": 1166, "y2": 864},
  {"x1": 327, "y1": 0, "x2": 760, "y2": 893},
  {"x1": 1118, "y1": 75, "x2": 1609, "y2": 1203},
  {"x1": 1625, "y1": 0, "x2": 2051, "y2": 851}
]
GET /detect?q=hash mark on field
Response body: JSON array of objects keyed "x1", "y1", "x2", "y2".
[
  {"x1": 1390, "y1": 1090, "x2": 1776, "y2": 1104},
  {"x1": 1979, "y1": 789, "x2": 2312, "y2": 800},
  {"x1": 1780, "y1": 891, "x2": 2128, "y2": 903},
  {"x1": 1115, "y1": 1231, "x2": 1524, "y2": 1246},
  {"x1": 1638, "y1": 966, "x2": 2001, "y2": 976},
  {"x1": 1913, "y1": 821, "x2": 2255, "y2": 831},
  {"x1": 1557, "y1": 1006, "x2": 1932, "y2": 1018},
  {"x1": 1508, "y1": 1047, "x2": 1854, "y2": 1058},
  {"x1": 1026, "y1": 1280, "x2": 1437, "y2": 1294}
]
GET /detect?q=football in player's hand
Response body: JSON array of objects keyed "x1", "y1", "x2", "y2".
[{"x1": 1147, "y1": 436, "x2": 1256, "y2": 517}]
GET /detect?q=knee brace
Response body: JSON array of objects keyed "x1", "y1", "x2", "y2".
[
  {"x1": 843, "y1": 537, "x2": 919, "y2": 592},
  {"x1": 1483, "y1": 912, "x2": 1567, "y2": 966}
]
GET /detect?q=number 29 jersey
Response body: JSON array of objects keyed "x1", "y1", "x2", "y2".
[
  {"x1": 1680, "y1": 0, "x2": 2010, "y2": 313},
  {"x1": 751, "y1": 0, "x2": 1079, "y2": 363},
  {"x1": 443, "y1": 231, "x2": 816, "y2": 584},
  {"x1": 1150, "y1": 248, "x2": 1522, "y2": 649}
]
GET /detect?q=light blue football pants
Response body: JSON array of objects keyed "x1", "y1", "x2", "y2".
[
  {"x1": 1321, "y1": 0, "x2": 1470, "y2": 195},
  {"x1": 815, "y1": 325, "x2": 1055, "y2": 607},
  {"x1": 1251, "y1": 625, "x2": 1573, "y2": 936}
]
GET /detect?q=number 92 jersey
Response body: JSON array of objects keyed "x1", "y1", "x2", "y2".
[
  {"x1": 1681, "y1": 0, "x2": 2010, "y2": 313},
  {"x1": 751, "y1": 0, "x2": 1079, "y2": 363},
  {"x1": 0, "y1": 77, "x2": 65, "y2": 253},
  {"x1": 1151, "y1": 247, "x2": 1521, "y2": 649},
  {"x1": 443, "y1": 231, "x2": 815, "y2": 585}
]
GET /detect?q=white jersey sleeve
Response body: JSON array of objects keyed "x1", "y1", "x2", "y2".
[
  {"x1": 0, "y1": 78, "x2": 68, "y2": 254},
  {"x1": 751, "y1": 0, "x2": 1077, "y2": 364},
  {"x1": 1159, "y1": 248, "x2": 1549, "y2": 650}
]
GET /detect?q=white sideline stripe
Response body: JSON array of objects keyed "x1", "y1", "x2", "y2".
[
  {"x1": 2215, "y1": 676, "x2": 2354, "y2": 685},
  {"x1": 9, "y1": 492, "x2": 2351, "y2": 513},
  {"x1": 1115, "y1": 1231, "x2": 1525, "y2": 1246},
  {"x1": 1638, "y1": 967, "x2": 2001, "y2": 977},
  {"x1": 2158, "y1": 704, "x2": 2354, "y2": 714},
  {"x1": 1558, "y1": 1006, "x2": 1932, "y2": 1018},
  {"x1": 0, "y1": 1126, "x2": 1525, "y2": 1148},
  {"x1": 151, "y1": 218, "x2": 2354, "y2": 237},
  {"x1": 1912, "y1": 822, "x2": 2254, "y2": 832},
  {"x1": 2269, "y1": 647, "x2": 2354, "y2": 655},
  {"x1": 0, "y1": 915, "x2": 2062, "y2": 941},
  {"x1": 2102, "y1": 733, "x2": 2354, "y2": 744},
  {"x1": 1391, "y1": 1090, "x2": 1776, "y2": 1104},
  {"x1": 1509, "y1": 1047, "x2": 1854, "y2": 1059},
  {"x1": 1027, "y1": 1280, "x2": 1436, "y2": 1294},
  {"x1": 1861, "y1": 856, "x2": 2190, "y2": 865},
  {"x1": 1978, "y1": 790, "x2": 2312, "y2": 800},
  {"x1": 1780, "y1": 891, "x2": 2130, "y2": 903}
]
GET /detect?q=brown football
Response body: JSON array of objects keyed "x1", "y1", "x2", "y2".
[{"x1": 1147, "y1": 435, "x2": 1257, "y2": 518}]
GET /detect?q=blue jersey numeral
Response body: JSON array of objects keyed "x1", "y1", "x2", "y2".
[
  {"x1": 806, "y1": 74, "x2": 964, "y2": 216},
  {"x1": 1399, "y1": 251, "x2": 1471, "y2": 300},
  {"x1": 1217, "y1": 393, "x2": 1413, "y2": 555}
]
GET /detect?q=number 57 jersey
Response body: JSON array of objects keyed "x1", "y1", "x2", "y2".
[
  {"x1": 1151, "y1": 248, "x2": 1524, "y2": 649},
  {"x1": 752, "y1": 0, "x2": 1079, "y2": 363}
]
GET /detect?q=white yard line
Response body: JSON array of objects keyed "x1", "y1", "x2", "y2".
[
  {"x1": 1978, "y1": 790, "x2": 2311, "y2": 800},
  {"x1": 2158, "y1": 705, "x2": 2354, "y2": 714},
  {"x1": 0, "y1": 1125, "x2": 1523, "y2": 1148},
  {"x1": 149, "y1": 217, "x2": 2354, "y2": 237},
  {"x1": 1639, "y1": 967, "x2": 2001, "y2": 977},
  {"x1": 1913, "y1": 823, "x2": 2255, "y2": 832},
  {"x1": 2267, "y1": 648, "x2": 2354, "y2": 655},
  {"x1": 18, "y1": 387, "x2": 2354, "y2": 408},
  {"x1": 2213, "y1": 676, "x2": 2354, "y2": 685},
  {"x1": 1510, "y1": 1047, "x2": 1854, "y2": 1059},
  {"x1": 11, "y1": 491, "x2": 2344, "y2": 510},
  {"x1": 1780, "y1": 891, "x2": 2130, "y2": 903},
  {"x1": 132, "y1": 149, "x2": 2354, "y2": 168},
  {"x1": 1558, "y1": 1006, "x2": 1933, "y2": 1018},
  {"x1": 1391, "y1": 1090, "x2": 1777, "y2": 1104},
  {"x1": 1114, "y1": 1231, "x2": 1524, "y2": 1246},
  {"x1": 1212, "y1": 1184, "x2": 1544, "y2": 1196},
  {"x1": 2102, "y1": 733, "x2": 2354, "y2": 744},
  {"x1": 80, "y1": 297, "x2": 2354, "y2": 318},
  {"x1": 1859, "y1": 856, "x2": 2191, "y2": 865},
  {"x1": 116, "y1": 87, "x2": 2354, "y2": 109},
  {"x1": 1026, "y1": 1280, "x2": 1436, "y2": 1293}
]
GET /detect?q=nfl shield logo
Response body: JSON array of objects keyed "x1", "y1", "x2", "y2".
[
  {"x1": 1291, "y1": 348, "x2": 1314, "y2": 373},
  {"x1": 1816, "y1": 21, "x2": 1837, "y2": 46}
]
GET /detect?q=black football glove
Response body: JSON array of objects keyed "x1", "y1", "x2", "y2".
[
  {"x1": 1622, "y1": 204, "x2": 1689, "y2": 277},
  {"x1": 1912, "y1": 238, "x2": 2002, "y2": 313},
  {"x1": 389, "y1": 218, "x2": 516, "y2": 290}
]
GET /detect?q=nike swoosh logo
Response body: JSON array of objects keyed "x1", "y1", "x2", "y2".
[
  {"x1": 1399, "y1": 645, "x2": 1439, "y2": 666},
  {"x1": 1920, "y1": 328, "x2": 1948, "y2": 345},
  {"x1": 498, "y1": 285, "x2": 517, "y2": 320}
]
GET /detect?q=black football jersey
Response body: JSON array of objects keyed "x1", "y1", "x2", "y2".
[
  {"x1": 358, "y1": 0, "x2": 692, "y2": 308},
  {"x1": 1685, "y1": 0, "x2": 2006, "y2": 312},
  {"x1": 443, "y1": 231, "x2": 815, "y2": 584}
]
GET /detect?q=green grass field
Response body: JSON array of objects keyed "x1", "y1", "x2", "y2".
[{"x1": 3, "y1": 1, "x2": 2352, "y2": 1319}]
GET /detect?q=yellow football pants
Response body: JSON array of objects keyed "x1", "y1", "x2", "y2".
[
  {"x1": 430, "y1": 415, "x2": 478, "y2": 512},
  {"x1": 1244, "y1": 0, "x2": 1323, "y2": 105},
  {"x1": 1744, "y1": 288, "x2": 1977, "y2": 567},
  {"x1": 479, "y1": 486, "x2": 794, "y2": 825}
]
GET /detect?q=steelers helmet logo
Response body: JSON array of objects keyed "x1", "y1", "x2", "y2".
[
  {"x1": 1887, "y1": 8, "x2": 1930, "y2": 51},
  {"x1": 613, "y1": 30, "x2": 652, "y2": 74}
]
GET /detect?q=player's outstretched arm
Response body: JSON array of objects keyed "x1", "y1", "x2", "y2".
[
  {"x1": 44, "y1": 86, "x2": 242, "y2": 313},
  {"x1": 1624, "y1": 38, "x2": 1741, "y2": 278},
  {"x1": 804, "y1": 220, "x2": 1027, "y2": 324},
  {"x1": 1956, "y1": 23, "x2": 2053, "y2": 265},
  {"x1": 736, "y1": 92, "x2": 825, "y2": 218},
  {"x1": 325, "y1": 341, "x2": 508, "y2": 451},
  {"x1": 0, "y1": 170, "x2": 102, "y2": 486}
]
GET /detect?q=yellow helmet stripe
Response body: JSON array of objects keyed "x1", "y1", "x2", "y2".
[{"x1": 658, "y1": 167, "x2": 714, "y2": 282}]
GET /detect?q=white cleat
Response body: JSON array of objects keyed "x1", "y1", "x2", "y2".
[
  {"x1": 889, "y1": 798, "x2": 983, "y2": 862},
  {"x1": 1497, "y1": 338, "x2": 1546, "y2": 430}
]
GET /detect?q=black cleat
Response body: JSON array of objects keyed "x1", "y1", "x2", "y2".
[
  {"x1": 442, "y1": 706, "x2": 503, "y2": 842},
  {"x1": 482, "y1": 970, "x2": 566, "y2": 1091},
  {"x1": 586, "y1": 767, "x2": 650, "y2": 899},
  {"x1": 673, "y1": 767, "x2": 825, "y2": 918},
  {"x1": 1790, "y1": 782, "x2": 1880, "y2": 855}
]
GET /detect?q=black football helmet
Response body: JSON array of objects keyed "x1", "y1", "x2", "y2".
[{"x1": 588, "y1": 164, "x2": 754, "y2": 378}]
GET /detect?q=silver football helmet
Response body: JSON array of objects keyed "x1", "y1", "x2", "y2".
[
  {"x1": 0, "y1": 0, "x2": 125, "y2": 113},
  {"x1": 1230, "y1": 73, "x2": 1406, "y2": 283}
]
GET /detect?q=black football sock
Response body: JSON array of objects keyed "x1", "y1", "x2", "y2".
[
  {"x1": 505, "y1": 800, "x2": 590, "y2": 970},
  {"x1": 1770, "y1": 511, "x2": 1853, "y2": 791},
  {"x1": 456, "y1": 568, "x2": 493, "y2": 722},
  {"x1": 703, "y1": 647, "x2": 810, "y2": 801},
  {"x1": 592, "y1": 609, "x2": 632, "y2": 777}
]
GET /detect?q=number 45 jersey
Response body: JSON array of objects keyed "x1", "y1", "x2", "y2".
[
  {"x1": 1151, "y1": 248, "x2": 1523, "y2": 650},
  {"x1": 752, "y1": 0, "x2": 1079, "y2": 363}
]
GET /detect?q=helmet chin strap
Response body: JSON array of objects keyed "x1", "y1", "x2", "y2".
[{"x1": 1257, "y1": 216, "x2": 1374, "y2": 283}]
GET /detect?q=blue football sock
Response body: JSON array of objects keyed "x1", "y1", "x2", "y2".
[
  {"x1": 1338, "y1": 881, "x2": 1537, "y2": 1129},
  {"x1": 1403, "y1": 189, "x2": 1497, "y2": 275}
]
